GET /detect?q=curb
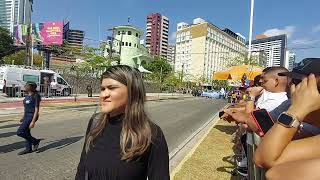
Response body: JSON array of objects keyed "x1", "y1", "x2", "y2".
[{"x1": 170, "y1": 105, "x2": 228, "y2": 179}]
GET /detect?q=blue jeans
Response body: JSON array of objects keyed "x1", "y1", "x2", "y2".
[{"x1": 17, "y1": 113, "x2": 38, "y2": 151}]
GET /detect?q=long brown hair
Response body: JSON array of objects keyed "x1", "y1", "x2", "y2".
[{"x1": 85, "y1": 65, "x2": 153, "y2": 161}]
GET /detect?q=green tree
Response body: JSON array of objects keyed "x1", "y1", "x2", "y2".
[
  {"x1": 211, "y1": 80, "x2": 229, "y2": 89},
  {"x1": 0, "y1": 27, "x2": 15, "y2": 60},
  {"x1": 3, "y1": 50, "x2": 43, "y2": 66},
  {"x1": 144, "y1": 57, "x2": 172, "y2": 82}
]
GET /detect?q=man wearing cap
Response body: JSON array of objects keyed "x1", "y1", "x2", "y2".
[
  {"x1": 17, "y1": 82, "x2": 42, "y2": 155},
  {"x1": 254, "y1": 58, "x2": 320, "y2": 179}
]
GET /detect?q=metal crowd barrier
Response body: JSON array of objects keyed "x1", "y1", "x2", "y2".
[{"x1": 246, "y1": 132, "x2": 266, "y2": 180}]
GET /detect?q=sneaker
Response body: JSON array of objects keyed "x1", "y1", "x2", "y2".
[
  {"x1": 18, "y1": 149, "x2": 32, "y2": 155},
  {"x1": 237, "y1": 157, "x2": 248, "y2": 168},
  {"x1": 237, "y1": 167, "x2": 248, "y2": 177},
  {"x1": 33, "y1": 139, "x2": 41, "y2": 151}
]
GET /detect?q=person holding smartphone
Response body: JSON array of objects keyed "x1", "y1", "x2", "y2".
[{"x1": 254, "y1": 60, "x2": 320, "y2": 179}]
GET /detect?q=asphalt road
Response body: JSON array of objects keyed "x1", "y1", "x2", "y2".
[{"x1": 0, "y1": 97, "x2": 226, "y2": 180}]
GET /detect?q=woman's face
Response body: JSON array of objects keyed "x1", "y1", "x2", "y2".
[
  {"x1": 100, "y1": 78, "x2": 128, "y2": 115},
  {"x1": 25, "y1": 85, "x2": 32, "y2": 92}
]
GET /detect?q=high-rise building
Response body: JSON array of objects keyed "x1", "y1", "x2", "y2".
[
  {"x1": 51, "y1": 22, "x2": 85, "y2": 65},
  {"x1": 145, "y1": 13, "x2": 169, "y2": 58},
  {"x1": 63, "y1": 22, "x2": 85, "y2": 55},
  {"x1": 175, "y1": 18, "x2": 247, "y2": 81},
  {"x1": 0, "y1": 0, "x2": 33, "y2": 33},
  {"x1": 167, "y1": 45, "x2": 175, "y2": 69},
  {"x1": 250, "y1": 34, "x2": 287, "y2": 67},
  {"x1": 285, "y1": 51, "x2": 296, "y2": 71}
]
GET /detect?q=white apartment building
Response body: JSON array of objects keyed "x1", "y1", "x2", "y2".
[
  {"x1": 167, "y1": 45, "x2": 175, "y2": 69},
  {"x1": 0, "y1": 0, "x2": 33, "y2": 33},
  {"x1": 250, "y1": 34, "x2": 287, "y2": 67},
  {"x1": 285, "y1": 51, "x2": 296, "y2": 71},
  {"x1": 175, "y1": 18, "x2": 247, "y2": 81}
]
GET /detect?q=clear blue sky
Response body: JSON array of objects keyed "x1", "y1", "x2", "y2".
[{"x1": 32, "y1": 0, "x2": 320, "y2": 61}]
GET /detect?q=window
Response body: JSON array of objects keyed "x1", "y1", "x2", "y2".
[
  {"x1": 125, "y1": 42, "x2": 128, "y2": 46},
  {"x1": 122, "y1": 42, "x2": 124, "y2": 46},
  {"x1": 118, "y1": 31, "x2": 120, "y2": 35},
  {"x1": 128, "y1": 31, "x2": 132, "y2": 35},
  {"x1": 136, "y1": 33, "x2": 139, "y2": 37},
  {"x1": 122, "y1": 31, "x2": 125, "y2": 35},
  {"x1": 129, "y1": 43, "x2": 131, "y2": 46},
  {"x1": 23, "y1": 75, "x2": 39, "y2": 83},
  {"x1": 57, "y1": 77, "x2": 67, "y2": 85}
]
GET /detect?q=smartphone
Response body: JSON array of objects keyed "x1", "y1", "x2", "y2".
[
  {"x1": 251, "y1": 109, "x2": 274, "y2": 136},
  {"x1": 219, "y1": 111, "x2": 225, "y2": 118}
]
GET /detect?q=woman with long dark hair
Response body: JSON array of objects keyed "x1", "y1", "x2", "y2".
[
  {"x1": 17, "y1": 82, "x2": 41, "y2": 155},
  {"x1": 76, "y1": 65, "x2": 169, "y2": 180}
]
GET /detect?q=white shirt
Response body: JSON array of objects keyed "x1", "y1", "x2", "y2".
[
  {"x1": 255, "y1": 90, "x2": 288, "y2": 112},
  {"x1": 50, "y1": 81, "x2": 58, "y2": 89}
]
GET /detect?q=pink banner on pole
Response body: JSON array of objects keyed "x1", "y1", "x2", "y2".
[{"x1": 40, "y1": 21, "x2": 63, "y2": 45}]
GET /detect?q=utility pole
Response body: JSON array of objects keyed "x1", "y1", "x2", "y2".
[
  {"x1": 118, "y1": 31, "x2": 124, "y2": 65},
  {"x1": 248, "y1": 0, "x2": 255, "y2": 60},
  {"x1": 25, "y1": 24, "x2": 31, "y2": 66}
]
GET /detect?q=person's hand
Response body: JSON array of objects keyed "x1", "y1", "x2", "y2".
[
  {"x1": 247, "y1": 86, "x2": 263, "y2": 98},
  {"x1": 223, "y1": 109, "x2": 250, "y2": 124},
  {"x1": 29, "y1": 121, "x2": 35, "y2": 129},
  {"x1": 220, "y1": 112, "x2": 235, "y2": 123},
  {"x1": 287, "y1": 74, "x2": 320, "y2": 121}
]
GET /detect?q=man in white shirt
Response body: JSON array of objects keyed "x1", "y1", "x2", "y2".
[
  {"x1": 50, "y1": 79, "x2": 58, "y2": 96},
  {"x1": 246, "y1": 67, "x2": 289, "y2": 112}
]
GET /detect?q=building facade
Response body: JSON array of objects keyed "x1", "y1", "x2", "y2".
[
  {"x1": 104, "y1": 25, "x2": 152, "y2": 72},
  {"x1": 0, "y1": 0, "x2": 33, "y2": 33},
  {"x1": 285, "y1": 51, "x2": 295, "y2": 71},
  {"x1": 175, "y1": 18, "x2": 247, "y2": 82},
  {"x1": 167, "y1": 45, "x2": 175, "y2": 69},
  {"x1": 250, "y1": 34, "x2": 287, "y2": 67},
  {"x1": 145, "y1": 13, "x2": 169, "y2": 58},
  {"x1": 63, "y1": 22, "x2": 85, "y2": 55}
]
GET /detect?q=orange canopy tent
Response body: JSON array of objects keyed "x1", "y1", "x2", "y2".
[{"x1": 213, "y1": 65, "x2": 263, "y2": 80}]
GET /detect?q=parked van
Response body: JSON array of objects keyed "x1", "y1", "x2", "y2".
[{"x1": 0, "y1": 65, "x2": 72, "y2": 97}]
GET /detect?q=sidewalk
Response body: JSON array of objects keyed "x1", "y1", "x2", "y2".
[{"x1": 171, "y1": 119, "x2": 238, "y2": 180}]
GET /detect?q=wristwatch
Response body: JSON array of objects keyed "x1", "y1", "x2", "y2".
[
  {"x1": 277, "y1": 112, "x2": 302, "y2": 128},
  {"x1": 246, "y1": 96, "x2": 255, "y2": 102}
]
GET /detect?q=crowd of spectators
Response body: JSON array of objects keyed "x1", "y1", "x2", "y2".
[{"x1": 220, "y1": 58, "x2": 320, "y2": 179}]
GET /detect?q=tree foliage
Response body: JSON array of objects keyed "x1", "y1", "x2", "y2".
[
  {"x1": 144, "y1": 57, "x2": 172, "y2": 82},
  {"x1": 2, "y1": 50, "x2": 43, "y2": 66},
  {"x1": 0, "y1": 27, "x2": 15, "y2": 60}
]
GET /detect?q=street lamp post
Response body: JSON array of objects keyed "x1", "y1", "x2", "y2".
[
  {"x1": 248, "y1": 0, "x2": 255, "y2": 59},
  {"x1": 107, "y1": 28, "x2": 124, "y2": 65}
]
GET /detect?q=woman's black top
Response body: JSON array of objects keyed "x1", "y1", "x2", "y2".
[{"x1": 75, "y1": 113, "x2": 170, "y2": 180}]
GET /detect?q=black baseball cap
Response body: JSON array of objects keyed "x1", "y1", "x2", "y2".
[
  {"x1": 278, "y1": 58, "x2": 320, "y2": 79},
  {"x1": 26, "y1": 81, "x2": 37, "y2": 89}
]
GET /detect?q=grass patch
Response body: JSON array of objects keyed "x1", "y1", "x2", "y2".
[{"x1": 173, "y1": 120, "x2": 239, "y2": 180}]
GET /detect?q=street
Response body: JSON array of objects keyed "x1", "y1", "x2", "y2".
[{"x1": 0, "y1": 97, "x2": 226, "y2": 180}]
